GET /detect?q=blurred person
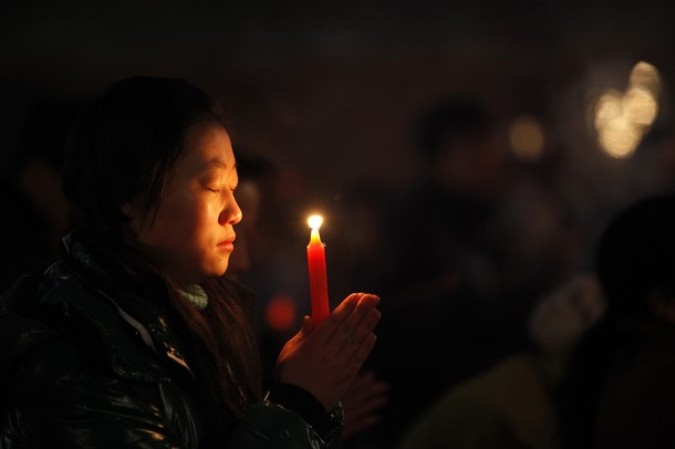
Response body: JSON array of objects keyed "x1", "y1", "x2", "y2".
[
  {"x1": 370, "y1": 96, "x2": 581, "y2": 446},
  {"x1": 327, "y1": 182, "x2": 397, "y2": 298},
  {"x1": 0, "y1": 76, "x2": 381, "y2": 448},
  {"x1": 324, "y1": 182, "x2": 397, "y2": 448},
  {"x1": 558, "y1": 193, "x2": 675, "y2": 449},
  {"x1": 396, "y1": 273, "x2": 605, "y2": 449},
  {"x1": 227, "y1": 150, "x2": 305, "y2": 376},
  {"x1": 0, "y1": 100, "x2": 83, "y2": 291},
  {"x1": 369, "y1": 97, "x2": 517, "y2": 446},
  {"x1": 231, "y1": 152, "x2": 389, "y2": 448}
]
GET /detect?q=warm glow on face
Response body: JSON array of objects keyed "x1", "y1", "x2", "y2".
[{"x1": 308, "y1": 214, "x2": 323, "y2": 231}]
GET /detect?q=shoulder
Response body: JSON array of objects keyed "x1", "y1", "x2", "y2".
[
  {"x1": 1, "y1": 265, "x2": 204, "y2": 448},
  {"x1": 1, "y1": 262, "x2": 170, "y2": 383}
]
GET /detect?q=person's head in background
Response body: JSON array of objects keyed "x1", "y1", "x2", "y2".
[
  {"x1": 415, "y1": 97, "x2": 506, "y2": 200},
  {"x1": 227, "y1": 151, "x2": 300, "y2": 346},
  {"x1": 11, "y1": 99, "x2": 85, "y2": 248},
  {"x1": 0, "y1": 99, "x2": 85, "y2": 291},
  {"x1": 594, "y1": 193, "x2": 675, "y2": 324},
  {"x1": 227, "y1": 151, "x2": 281, "y2": 278}
]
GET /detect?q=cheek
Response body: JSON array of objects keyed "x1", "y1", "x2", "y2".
[
  {"x1": 153, "y1": 195, "x2": 202, "y2": 238},
  {"x1": 188, "y1": 199, "x2": 224, "y2": 244},
  {"x1": 200, "y1": 198, "x2": 224, "y2": 227},
  {"x1": 151, "y1": 191, "x2": 223, "y2": 247}
]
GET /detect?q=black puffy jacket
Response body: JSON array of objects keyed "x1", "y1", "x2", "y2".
[{"x1": 0, "y1": 236, "x2": 343, "y2": 448}]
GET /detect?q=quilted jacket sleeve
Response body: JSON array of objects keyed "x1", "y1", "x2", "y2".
[
  {"x1": 4, "y1": 338, "x2": 344, "y2": 449},
  {"x1": 227, "y1": 401, "x2": 344, "y2": 449}
]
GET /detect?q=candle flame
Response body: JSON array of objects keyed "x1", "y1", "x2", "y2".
[{"x1": 307, "y1": 214, "x2": 323, "y2": 231}]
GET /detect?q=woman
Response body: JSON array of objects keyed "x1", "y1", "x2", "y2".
[{"x1": 0, "y1": 76, "x2": 381, "y2": 448}]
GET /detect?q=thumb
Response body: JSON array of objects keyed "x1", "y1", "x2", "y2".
[{"x1": 300, "y1": 315, "x2": 315, "y2": 335}]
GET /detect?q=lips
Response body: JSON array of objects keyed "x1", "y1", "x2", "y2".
[{"x1": 218, "y1": 235, "x2": 236, "y2": 252}]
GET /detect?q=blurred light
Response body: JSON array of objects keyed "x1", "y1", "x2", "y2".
[
  {"x1": 508, "y1": 114, "x2": 545, "y2": 163},
  {"x1": 598, "y1": 116, "x2": 640, "y2": 158},
  {"x1": 591, "y1": 60, "x2": 662, "y2": 158},
  {"x1": 629, "y1": 61, "x2": 661, "y2": 95},
  {"x1": 265, "y1": 294, "x2": 297, "y2": 332},
  {"x1": 623, "y1": 87, "x2": 658, "y2": 126},
  {"x1": 594, "y1": 90, "x2": 622, "y2": 130}
]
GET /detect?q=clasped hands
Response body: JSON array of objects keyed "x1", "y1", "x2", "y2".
[{"x1": 273, "y1": 292, "x2": 381, "y2": 412}]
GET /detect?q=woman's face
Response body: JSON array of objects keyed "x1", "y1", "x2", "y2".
[{"x1": 124, "y1": 121, "x2": 242, "y2": 284}]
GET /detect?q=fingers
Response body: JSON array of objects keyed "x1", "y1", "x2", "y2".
[
  {"x1": 342, "y1": 370, "x2": 389, "y2": 440},
  {"x1": 336, "y1": 297, "x2": 381, "y2": 356},
  {"x1": 347, "y1": 370, "x2": 390, "y2": 400},
  {"x1": 299, "y1": 315, "x2": 313, "y2": 334},
  {"x1": 329, "y1": 292, "x2": 364, "y2": 325},
  {"x1": 351, "y1": 332, "x2": 377, "y2": 366},
  {"x1": 303, "y1": 293, "x2": 381, "y2": 382},
  {"x1": 336, "y1": 293, "x2": 379, "y2": 331}
]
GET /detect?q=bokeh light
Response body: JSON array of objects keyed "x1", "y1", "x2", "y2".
[
  {"x1": 508, "y1": 114, "x2": 545, "y2": 163},
  {"x1": 591, "y1": 61, "x2": 661, "y2": 159},
  {"x1": 265, "y1": 294, "x2": 298, "y2": 333}
]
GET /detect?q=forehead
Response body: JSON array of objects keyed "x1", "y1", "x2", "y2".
[{"x1": 179, "y1": 121, "x2": 235, "y2": 170}]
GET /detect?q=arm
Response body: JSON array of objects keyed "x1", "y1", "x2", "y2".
[
  {"x1": 4, "y1": 293, "x2": 380, "y2": 449},
  {"x1": 8, "y1": 340, "x2": 346, "y2": 449}
]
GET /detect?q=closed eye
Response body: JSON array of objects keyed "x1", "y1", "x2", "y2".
[{"x1": 206, "y1": 187, "x2": 221, "y2": 193}]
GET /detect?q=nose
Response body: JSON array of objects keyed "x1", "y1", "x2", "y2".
[{"x1": 219, "y1": 190, "x2": 243, "y2": 226}]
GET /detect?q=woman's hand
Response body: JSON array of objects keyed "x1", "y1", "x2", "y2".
[
  {"x1": 341, "y1": 369, "x2": 389, "y2": 440},
  {"x1": 273, "y1": 293, "x2": 381, "y2": 411}
]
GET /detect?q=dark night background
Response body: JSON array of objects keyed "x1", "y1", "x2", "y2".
[
  {"x1": 2, "y1": 1, "x2": 675, "y2": 191},
  {"x1": 3, "y1": 2, "x2": 675, "y2": 447}
]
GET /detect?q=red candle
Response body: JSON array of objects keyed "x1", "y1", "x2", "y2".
[{"x1": 307, "y1": 214, "x2": 330, "y2": 324}]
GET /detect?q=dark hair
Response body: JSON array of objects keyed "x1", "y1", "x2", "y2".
[
  {"x1": 62, "y1": 76, "x2": 262, "y2": 429},
  {"x1": 415, "y1": 97, "x2": 495, "y2": 163},
  {"x1": 63, "y1": 76, "x2": 228, "y2": 237},
  {"x1": 595, "y1": 193, "x2": 675, "y2": 319}
]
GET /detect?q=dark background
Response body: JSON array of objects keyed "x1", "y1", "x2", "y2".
[
  {"x1": 2, "y1": 1, "x2": 675, "y2": 193},
  {"x1": 3, "y1": 2, "x2": 675, "y2": 447}
]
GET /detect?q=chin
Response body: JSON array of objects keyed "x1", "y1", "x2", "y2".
[
  {"x1": 195, "y1": 257, "x2": 230, "y2": 281},
  {"x1": 211, "y1": 263, "x2": 230, "y2": 278}
]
